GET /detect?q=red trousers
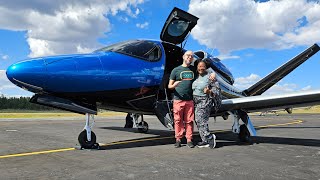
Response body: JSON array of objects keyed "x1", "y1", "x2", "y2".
[{"x1": 173, "y1": 100, "x2": 194, "y2": 142}]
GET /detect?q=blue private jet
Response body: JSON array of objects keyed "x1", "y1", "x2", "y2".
[{"x1": 6, "y1": 7, "x2": 320, "y2": 149}]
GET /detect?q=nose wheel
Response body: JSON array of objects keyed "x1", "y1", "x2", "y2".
[
  {"x1": 78, "y1": 130, "x2": 97, "y2": 149},
  {"x1": 78, "y1": 113, "x2": 99, "y2": 149}
]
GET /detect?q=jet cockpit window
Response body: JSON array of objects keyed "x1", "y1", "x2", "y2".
[
  {"x1": 94, "y1": 40, "x2": 161, "y2": 62},
  {"x1": 168, "y1": 20, "x2": 189, "y2": 37}
]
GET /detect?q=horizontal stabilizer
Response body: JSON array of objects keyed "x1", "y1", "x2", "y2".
[
  {"x1": 243, "y1": 44, "x2": 320, "y2": 96},
  {"x1": 30, "y1": 94, "x2": 97, "y2": 115}
]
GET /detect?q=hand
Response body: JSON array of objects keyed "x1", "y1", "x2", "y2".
[
  {"x1": 209, "y1": 73, "x2": 216, "y2": 81},
  {"x1": 173, "y1": 81, "x2": 181, "y2": 88},
  {"x1": 203, "y1": 87, "x2": 210, "y2": 94}
]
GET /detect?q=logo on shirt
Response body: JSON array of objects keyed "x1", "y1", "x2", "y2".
[{"x1": 180, "y1": 71, "x2": 194, "y2": 80}]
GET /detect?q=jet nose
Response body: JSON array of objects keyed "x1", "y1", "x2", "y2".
[{"x1": 6, "y1": 58, "x2": 46, "y2": 93}]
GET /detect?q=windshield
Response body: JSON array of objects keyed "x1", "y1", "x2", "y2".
[{"x1": 94, "y1": 40, "x2": 161, "y2": 61}]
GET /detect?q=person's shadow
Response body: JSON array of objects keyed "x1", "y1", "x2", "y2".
[{"x1": 96, "y1": 126, "x2": 320, "y2": 150}]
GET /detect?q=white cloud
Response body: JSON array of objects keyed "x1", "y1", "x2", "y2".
[
  {"x1": 136, "y1": 22, "x2": 149, "y2": 29},
  {"x1": 27, "y1": 38, "x2": 55, "y2": 57},
  {"x1": 233, "y1": 73, "x2": 312, "y2": 95},
  {"x1": 217, "y1": 54, "x2": 240, "y2": 60},
  {"x1": 0, "y1": 70, "x2": 15, "y2": 90},
  {"x1": 0, "y1": 70, "x2": 17, "y2": 92},
  {"x1": 189, "y1": 0, "x2": 320, "y2": 53},
  {"x1": 119, "y1": 16, "x2": 129, "y2": 22},
  {"x1": 0, "y1": 70, "x2": 33, "y2": 97},
  {"x1": 233, "y1": 73, "x2": 261, "y2": 90},
  {"x1": 1, "y1": 55, "x2": 9, "y2": 60},
  {"x1": 301, "y1": 85, "x2": 312, "y2": 91},
  {"x1": 76, "y1": 45, "x2": 94, "y2": 54},
  {"x1": 127, "y1": 7, "x2": 140, "y2": 18},
  {"x1": 265, "y1": 83, "x2": 298, "y2": 95},
  {"x1": 0, "y1": 0, "x2": 145, "y2": 57}
]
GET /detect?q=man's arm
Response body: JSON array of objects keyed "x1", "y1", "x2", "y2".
[
  {"x1": 168, "y1": 79, "x2": 181, "y2": 89},
  {"x1": 206, "y1": 68, "x2": 216, "y2": 81}
]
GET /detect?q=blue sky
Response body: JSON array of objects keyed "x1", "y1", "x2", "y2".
[{"x1": 0, "y1": 0, "x2": 320, "y2": 97}]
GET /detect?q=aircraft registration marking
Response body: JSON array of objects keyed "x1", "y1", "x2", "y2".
[{"x1": 0, "y1": 120, "x2": 303, "y2": 159}]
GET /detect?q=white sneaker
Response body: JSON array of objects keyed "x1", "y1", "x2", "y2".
[
  {"x1": 197, "y1": 141, "x2": 209, "y2": 148},
  {"x1": 209, "y1": 134, "x2": 216, "y2": 149}
]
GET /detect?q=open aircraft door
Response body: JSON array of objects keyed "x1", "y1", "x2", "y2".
[
  {"x1": 154, "y1": 7, "x2": 199, "y2": 129},
  {"x1": 160, "y1": 7, "x2": 199, "y2": 45}
]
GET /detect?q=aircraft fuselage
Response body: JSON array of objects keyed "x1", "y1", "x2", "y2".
[{"x1": 6, "y1": 40, "x2": 241, "y2": 115}]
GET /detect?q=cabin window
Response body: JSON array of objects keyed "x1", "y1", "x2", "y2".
[{"x1": 94, "y1": 40, "x2": 161, "y2": 62}]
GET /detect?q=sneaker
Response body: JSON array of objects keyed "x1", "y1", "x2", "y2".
[
  {"x1": 197, "y1": 141, "x2": 209, "y2": 148},
  {"x1": 187, "y1": 141, "x2": 195, "y2": 148},
  {"x1": 209, "y1": 134, "x2": 216, "y2": 149},
  {"x1": 174, "y1": 140, "x2": 181, "y2": 148}
]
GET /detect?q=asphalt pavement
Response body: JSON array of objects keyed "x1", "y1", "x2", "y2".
[{"x1": 0, "y1": 114, "x2": 319, "y2": 180}]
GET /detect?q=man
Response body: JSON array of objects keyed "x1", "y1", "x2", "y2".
[{"x1": 168, "y1": 50, "x2": 196, "y2": 148}]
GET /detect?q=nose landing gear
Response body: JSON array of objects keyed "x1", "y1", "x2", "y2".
[{"x1": 78, "y1": 113, "x2": 99, "y2": 149}]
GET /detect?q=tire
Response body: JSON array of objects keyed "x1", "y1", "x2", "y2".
[
  {"x1": 78, "y1": 130, "x2": 96, "y2": 149},
  {"x1": 138, "y1": 121, "x2": 149, "y2": 133},
  {"x1": 238, "y1": 124, "x2": 250, "y2": 142}
]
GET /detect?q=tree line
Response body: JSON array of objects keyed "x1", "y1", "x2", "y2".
[{"x1": 0, "y1": 95, "x2": 55, "y2": 110}]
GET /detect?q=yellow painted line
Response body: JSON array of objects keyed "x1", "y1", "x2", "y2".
[
  {"x1": 0, "y1": 119, "x2": 303, "y2": 159},
  {"x1": 0, "y1": 148, "x2": 75, "y2": 159},
  {"x1": 257, "y1": 120, "x2": 303, "y2": 128}
]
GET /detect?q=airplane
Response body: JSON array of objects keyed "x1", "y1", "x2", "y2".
[{"x1": 5, "y1": 7, "x2": 320, "y2": 149}]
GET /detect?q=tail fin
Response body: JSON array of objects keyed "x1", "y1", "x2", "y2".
[{"x1": 243, "y1": 44, "x2": 320, "y2": 96}]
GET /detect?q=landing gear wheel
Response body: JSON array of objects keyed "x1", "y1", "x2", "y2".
[
  {"x1": 78, "y1": 130, "x2": 97, "y2": 149},
  {"x1": 138, "y1": 121, "x2": 149, "y2": 133},
  {"x1": 124, "y1": 113, "x2": 133, "y2": 128},
  {"x1": 238, "y1": 124, "x2": 250, "y2": 142}
]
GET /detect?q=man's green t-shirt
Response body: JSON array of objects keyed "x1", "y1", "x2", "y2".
[{"x1": 169, "y1": 65, "x2": 196, "y2": 100}]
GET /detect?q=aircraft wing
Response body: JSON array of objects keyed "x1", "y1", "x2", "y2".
[
  {"x1": 219, "y1": 90, "x2": 320, "y2": 113},
  {"x1": 243, "y1": 44, "x2": 320, "y2": 96}
]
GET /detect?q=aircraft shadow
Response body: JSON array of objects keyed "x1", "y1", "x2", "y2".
[
  {"x1": 99, "y1": 126, "x2": 174, "y2": 136},
  {"x1": 97, "y1": 126, "x2": 320, "y2": 150}
]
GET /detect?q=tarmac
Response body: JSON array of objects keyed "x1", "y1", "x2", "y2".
[{"x1": 0, "y1": 113, "x2": 319, "y2": 180}]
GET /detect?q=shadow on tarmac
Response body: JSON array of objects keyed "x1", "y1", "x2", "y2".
[{"x1": 97, "y1": 126, "x2": 320, "y2": 150}]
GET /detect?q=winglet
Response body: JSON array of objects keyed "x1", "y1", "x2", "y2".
[{"x1": 243, "y1": 43, "x2": 320, "y2": 96}]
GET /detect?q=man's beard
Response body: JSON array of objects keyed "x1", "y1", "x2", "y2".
[{"x1": 184, "y1": 60, "x2": 192, "y2": 65}]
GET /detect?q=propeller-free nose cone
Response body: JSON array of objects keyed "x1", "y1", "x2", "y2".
[{"x1": 6, "y1": 58, "x2": 46, "y2": 93}]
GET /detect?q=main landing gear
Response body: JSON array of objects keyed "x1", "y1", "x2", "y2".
[
  {"x1": 124, "y1": 113, "x2": 149, "y2": 133},
  {"x1": 229, "y1": 110, "x2": 257, "y2": 143},
  {"x1": 78, "y1": 113, "x2": 99, "y2": 149}
]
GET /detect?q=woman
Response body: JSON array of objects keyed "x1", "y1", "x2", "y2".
[{"x1": 192, "y1": 60, "x2": 220, "y2": 148}]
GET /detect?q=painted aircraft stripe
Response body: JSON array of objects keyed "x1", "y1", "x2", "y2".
[{"x1": 0, "y1": 120, "x2": 303, "y2": 159}]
